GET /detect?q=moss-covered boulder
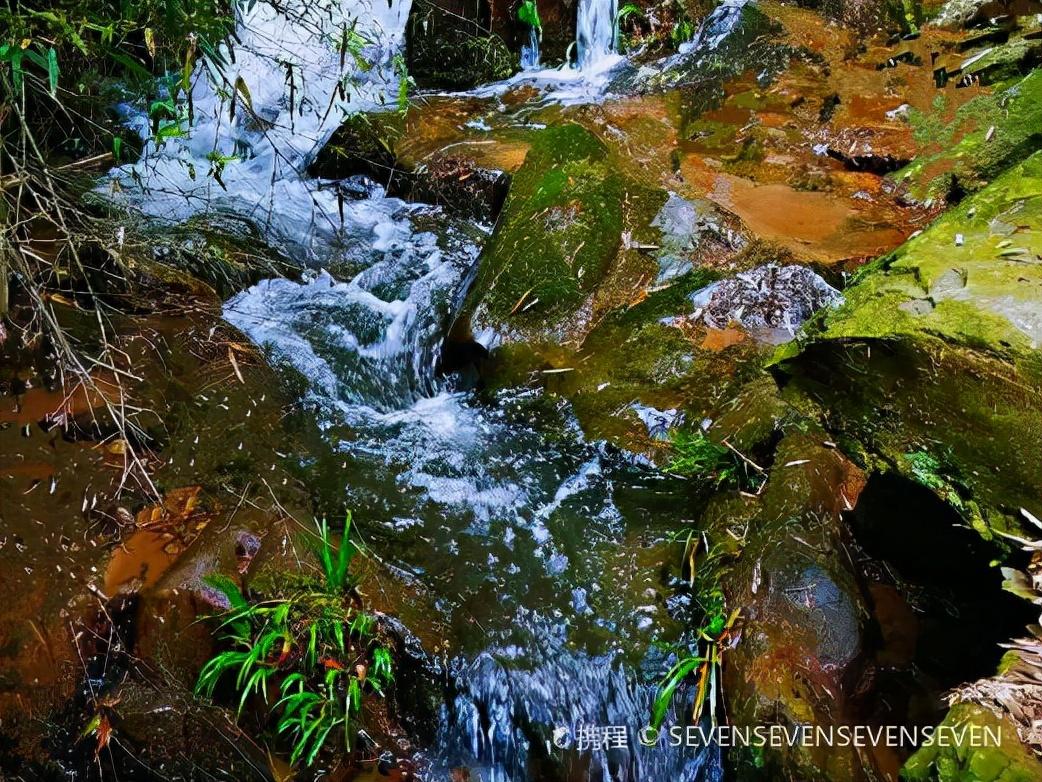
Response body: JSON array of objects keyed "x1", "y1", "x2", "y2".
[
  {"x1": 894, "y1": 69, "x2": 1042, "y2": 204},
  {"x1": 903, "y1": 703, "x2": 1042, "y2": 782},
  {"x1": 459, "y1": 122, "x2": 662, "y2": 343},
  {"x1": 773, "y1": 151, "x2": 1042, "y2": 539}
]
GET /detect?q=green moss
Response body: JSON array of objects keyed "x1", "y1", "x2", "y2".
[
  {"x1": 772, "y1": 153, "x2": 1042, "y2": 539},
  {"x1": 961, "y1": 37, "x2": 1042, "y2": 86},
  {"x1": 895, "y1": 70, "x2": 1042, "y2": 202},
  {"x1": 465, "y1": 123, "x2": 632, "y2": 336},
  {"x1": 816, "y1": 151, "x2": 1042, "y2": 356},
  {"x1": 902, "y1": 704, "x2": 1042, "y2": 782}
]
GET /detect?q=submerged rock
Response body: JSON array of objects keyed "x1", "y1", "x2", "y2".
[{"x1": 310, "y1": 110, "x2": 511, "y2": 220}]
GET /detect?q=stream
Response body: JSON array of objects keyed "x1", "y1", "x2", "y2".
[{"x1": 103, "y1": 0, "x2": 724, "y2": 779}]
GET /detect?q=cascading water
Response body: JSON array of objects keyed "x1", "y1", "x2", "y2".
[
  {"x1": 106, "y1": 0, "x2": 413, "y2": 257},
  {"x1": 101, "y1": 0, "x2": 733, "y2": 778},
  {"x1": 576, "y1": 0, "x2": 619, "y2": 70},
  {"x1": 521, "y1": 26, "x2": 541, "y2": 69}
]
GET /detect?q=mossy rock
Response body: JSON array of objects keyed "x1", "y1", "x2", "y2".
[
  {"x1": 772, "y1": 152, "x2": 1042, "y2": 539},
  {"x1": 960, "y1": 36, "x2": 1042, "y2": 87},
  {"x1": 462, "y1": 123, "x2": 642, "y2": 342},
  {"x1": 895, "y1": 69, "x2": 1042, "y2": 203},
  {"x1": 609, "y1": 2, "x2": 788, "y2": 94},
  {"x1": 902, "y1": 703, "x2": 1042, "y2": 782}
]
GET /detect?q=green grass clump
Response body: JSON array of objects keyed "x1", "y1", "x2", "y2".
[
  {"x1": 667, "y1": 429, "x2": 753, "y2": 489},
  {"x1": 195, "y1": 513, "x2": 393, "y2": 768}
]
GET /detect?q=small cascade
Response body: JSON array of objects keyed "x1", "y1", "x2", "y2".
[
  {"x1": 576, "y1": 0, "x2": 619, "y2": 70},
  {"x1": 106, "y1": 0, "x2": 413, "y2": 256},
  {"x1": 681, "y1": 0, "x2": 750, "y2": 53},
  {"x1": 521, "y1": 26, "x2": 541, "y2": 69}
]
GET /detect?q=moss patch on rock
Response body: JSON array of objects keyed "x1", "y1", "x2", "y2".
[
  {"x1": 903, "y1": 703, "x2": 1042, "y2": 782},
  {"x1": 894, "y1": 69, "x2": 1042, "y2": 204},
  {"x1": 462, "y1": 122, "x2": 663, "y2": 342}
]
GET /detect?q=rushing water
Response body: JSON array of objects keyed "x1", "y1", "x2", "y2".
[
  {"x1": 576, "y1": 0, "x2": 619, "y2": 70},
  {"x1": 222, "y1": 203, "x2": 716, "y2": 781},
  {"x1": 101, "y1": 0, "x2": 731, "y2": 777}
]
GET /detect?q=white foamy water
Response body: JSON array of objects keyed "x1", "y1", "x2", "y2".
[
  {"x1": 104, "y1": 0, "x2": 412, "y2": 256},
  {"x1": 99, "y1": 0, "x2": 737, "y2": 775},
  {"x1": 576, "y1": 0, "x2": 618, "y2": 70}
]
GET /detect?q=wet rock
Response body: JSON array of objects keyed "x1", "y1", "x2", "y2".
[
  {"x1": 722, "y1": 434, "x2": 876, "y2": 781},
  {"x1": 608, "y1": 1, "x2": 787, "y2": 94},
  {"x1": 932, "y1": 0, "x2": 1042, "y2": 30},
  {"x1": 955, "y1": 36, "x2": 1042, "y2": 86},
  {"x1": 308, "y1": 111, "x2": 408, "y2": 187},
  {"x1": 311, "y1": 111, "x2": 511, "y2": 221},
  {"x1": 894, "y1": 69, "x2": 1042, "y2": 204},
  {"x1": 691, "y1": 264, "x2": 843, "y2": 337},
  {"x1": 111, "y1": 679, "x2": 271, "y2": 780},
  {"x1": 457, "y1": 123, "x2": 643, "y2": 344},
  {"x1": 410, "y1": 155, "x2": 511, "y2": 220},
  {"x1": 772, "y1": 152, "x2": 1042, "y2": 541}
]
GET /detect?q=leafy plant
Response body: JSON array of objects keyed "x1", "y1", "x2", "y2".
[
  {"x1": 616, "y1": 2, "x2": 642, "y2": 24},
  {"x1": 391, "y1": 52, "x2": 414, "y2": 113},
  {"x1": 517, "y1": 0, "x2": 542, "y2": 31},
  {"x1": 670, "y1": 17, "x2": 695, "y2": 48},
  {"x1": 648, "y1": 605, "x2": 740, "y2": 735},
  {"x1": 666, "y1": 429, "x2": 754, "y2": 489},
  {"x1": 195, "y1": 513, "x2": 394, "y2": 768}
]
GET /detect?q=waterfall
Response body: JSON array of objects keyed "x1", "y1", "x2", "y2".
[
  {"x1": 105, "y1": 0, "x2": 413, "y2": 256},
  {"x1": 576, "y1": 0, "x2": 619, "y2": 70},
  {"x1": 521, "y1": 26, "x2": 541, "y2": 70}
]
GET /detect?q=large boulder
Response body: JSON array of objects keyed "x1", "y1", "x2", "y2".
[
  {"x1": 456, "y1": 122, "x2": 663, "y2": 345},
  {"x1": 774, "y1": 150, "x2": 1042, "y2": 540},
  {"x1": 721, "y1": 433, "x2": 880, "y2": 781}
]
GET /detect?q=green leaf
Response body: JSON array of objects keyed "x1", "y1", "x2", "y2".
[
  {"x1": 518, "y1": 0, "x2": 542, "y2": 30},
  {"x1": 202, "y1": 574, "x2": 250, "y2": 638},
  {"x1": 650, "y1": 656, "x2": 704, "y2": 731},
  {"x1": 46, "y1": 47, "x2": 58, "y2": 96}
]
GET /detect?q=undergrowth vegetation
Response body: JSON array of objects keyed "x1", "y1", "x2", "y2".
[
  {"x1": 196, "y1": 513, "x2": 394, "y2": 768},
  {"x1": 666, "y1": 429, "x2": 756, "y2": 490},
  {"x1": 649, "y1": 532, "x2": 740, "y2": 736}
]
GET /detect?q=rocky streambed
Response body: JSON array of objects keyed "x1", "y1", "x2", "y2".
[{"x1": 2, "y1": 0, "x2": 1042, "y2": 780}]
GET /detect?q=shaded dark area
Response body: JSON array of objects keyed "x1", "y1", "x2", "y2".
[{"x1": 848, "y1": 473, "x2": 1035, "y2": 729}]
